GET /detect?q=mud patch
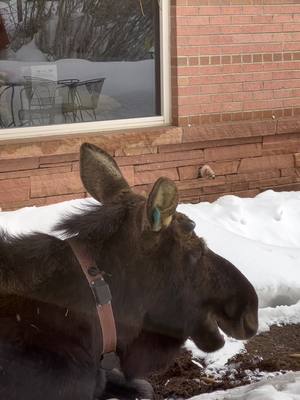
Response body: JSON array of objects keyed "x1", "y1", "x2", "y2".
[{"x1": 149, "y1": 324, "x2": 300, "y2": 399}]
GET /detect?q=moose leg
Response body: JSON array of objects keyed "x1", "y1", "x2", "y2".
[
  {"x1": 0, "y1": 345, "x2": 96, "y2": 400},
  {"x1": 98, "y1": 369, "x2": 154, "y2": 400}
]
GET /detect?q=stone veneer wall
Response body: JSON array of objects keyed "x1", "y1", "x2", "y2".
[{"x1": 0, "y1": 120, "x2": 299, "y2": 211}]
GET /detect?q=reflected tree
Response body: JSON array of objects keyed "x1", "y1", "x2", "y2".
[{"x1": 5, "y1": 0, "x2": 156, "y2": 61}]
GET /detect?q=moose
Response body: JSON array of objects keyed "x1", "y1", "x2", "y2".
[{"x1": 0, "y1": 143, "x2": 258, "y2": 399}]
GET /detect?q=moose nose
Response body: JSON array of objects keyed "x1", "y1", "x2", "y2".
[{"x1": 243, "y1": 313, "x2": 258, "y2": 338}]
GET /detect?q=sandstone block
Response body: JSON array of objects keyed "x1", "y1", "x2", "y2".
[
  {"x1": 115, "y1": 146, "x2": 158, "y2": 157},
  {"x1": 44, "y1": 192, "x2": 86, "y2": 205},
  {"x1": 0, "y1": 166, "x2": 72, "y2": 181},
  {"x1": 39, "y1": 153, "x2": 79, "y2": 165},
  {"x1": 182, "y1": 120, "x2": 276, "y2": 143},
  {"x1": 249, "y1": 176, "x2": 295, "y2": 189},
  {"x1": 226, "y1": 170, "x2": 280, "y2": 183},
  {"x1": 239, "y1": 154, "x2": 294, "y2": 173},
  {"x1": 135, "y1": 157, "x2": 204, "y2": 173},
  {"x1": 31, "y1": 172, "x2": 84, "y2": 198},
  {"x1": 277, "y1": 117, "x2": 300, "y2": 134},
  {"x1": 134, "y1": 168, "x2": 179, "y2": 185},
  {"x1": 120, "y1": 166, "x2": 135, "y2": 186},
  {"x1": 204, "y1": 143, "x2": 262, "y2": 162},
  {"x1": 0, "y1": 157, "x2": 39, "y2": 173},
  {"x1": 116, "y1": 149, "x2": 204, "y2": 167},
  {"x1": 0, "y1": 178, "x2": 30, "y2": 204},
  {"x1": 159, "y1": 136, "x2": 262, "y2": 153},
  {"x1": 177, "y1": 176, "x2": 226, "y2": 191}
]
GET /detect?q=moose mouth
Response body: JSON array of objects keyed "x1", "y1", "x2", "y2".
[{"x1": 191, "y1": 312, "x2": 258, "y2": 353}]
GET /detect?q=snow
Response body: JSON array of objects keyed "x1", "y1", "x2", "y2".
[
  {"x1": 190, "y1": 372, "x2": 300, "y2": 400},
  {"x1": 0, "y1": 189, "x2": 300, "y2": 399}
]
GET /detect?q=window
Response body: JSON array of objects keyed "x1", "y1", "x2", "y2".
[{"x1": 0, "y1": 0, "x2": 170, "y2": 139}]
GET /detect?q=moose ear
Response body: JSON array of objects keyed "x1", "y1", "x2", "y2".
[
  {"x1": 80, "y1": 143, "x2": 130, "y2": 204},
  {"x1": 147, "y1": 178, "x2": 179, "y2": 232}
]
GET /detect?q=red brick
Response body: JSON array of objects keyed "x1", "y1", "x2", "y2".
[
  {"x1": 295, "y1": 153, "x2": 300, "y2": 167},
  {"x1": 239, "y1": 154, "x2": 294, "y2": 173},
  {"x1": 0, "y1": 178, "x2": 30, "y2": 204},
  {"x1": 176, "y1": 6, "x2": 199, "y2": 15},
  {"x1": 0, "y1": 158, "x2": 39, "y2": 173},
  {"x1": 176, "y1": 16, "x2": 210, "y2": 26},
  {"x1": 134, "y1": 168, "x2": 179, "y2": 185},
  {"x1": 31, "y1": 172, "x2": 84, "y2": 198}
]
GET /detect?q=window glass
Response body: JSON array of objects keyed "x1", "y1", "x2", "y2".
[{"x1": 0, "y1": 0, "x2": 160, "y2": 129}]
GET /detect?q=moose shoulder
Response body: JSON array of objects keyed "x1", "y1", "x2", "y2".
[{"x1": 0, "y1": 143, "x2": 258, "y2": 400}]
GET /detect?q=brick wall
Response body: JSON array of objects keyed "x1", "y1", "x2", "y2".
[
  {"x1": 171, "y1": 0, "x2": 300, "y2": 125},
  {"x1": 0, "y1": 0, "x2": 300, "y2": 211}
]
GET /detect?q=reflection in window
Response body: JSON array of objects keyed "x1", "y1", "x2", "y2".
[{"x1": 0, "y1": 0, "x2": 160, "y2": 129}]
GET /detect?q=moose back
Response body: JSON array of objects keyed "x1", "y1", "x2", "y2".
[{"x1": 0, "y1": 143, "x2": 258, "y2": 399}]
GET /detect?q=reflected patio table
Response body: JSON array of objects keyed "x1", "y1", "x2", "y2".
[{"x1": 0, "y1": 77, "x2": 105, "y2": 127}]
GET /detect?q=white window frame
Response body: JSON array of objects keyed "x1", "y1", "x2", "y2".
[{"x1": 0, "y1": 0, "x2": 171, "y2": 142}]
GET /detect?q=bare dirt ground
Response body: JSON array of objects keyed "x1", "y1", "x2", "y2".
[{"x1": 149, "y1": 324, "x2": 300, "y2": 399}]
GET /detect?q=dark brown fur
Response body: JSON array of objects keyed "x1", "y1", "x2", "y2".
[{"x1": 0, "y1": 143, "x2": 258, "y2": 399}]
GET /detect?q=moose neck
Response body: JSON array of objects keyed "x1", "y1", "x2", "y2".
[{"x1": 59, "y1": 203, "x2": 188, "y2": 375}]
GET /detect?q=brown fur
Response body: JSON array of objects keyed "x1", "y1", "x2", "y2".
[{"x1": 0, "y1": 143, "x2": 258, "y2": 399}]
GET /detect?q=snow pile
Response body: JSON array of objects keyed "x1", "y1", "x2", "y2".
[{"x1": 191, "y1": 372, "x2": 300, "y2": 400}]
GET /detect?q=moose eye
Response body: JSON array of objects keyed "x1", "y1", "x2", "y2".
[{"x1": 180, "y1": 218, "x2": 196, "y2": 234}]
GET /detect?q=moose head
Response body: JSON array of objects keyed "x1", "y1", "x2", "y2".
[{"x1": 62, "y1": 143, "x2": 259, "y2": 378}]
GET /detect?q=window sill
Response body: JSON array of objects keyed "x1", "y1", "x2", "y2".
[{"x1": 0, "y1": 115, "x2": 169, "y2": 143}]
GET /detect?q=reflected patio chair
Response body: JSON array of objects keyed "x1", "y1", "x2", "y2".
[
  {"x1": 18, "y1": 76, "x2": 105, "y2": 126},
  {"x1": 18, "y1": 76, "x2": 60, "y2": 126},
  {"x1": 59, "y1": 78, "x2": 105, "y2": 122}
]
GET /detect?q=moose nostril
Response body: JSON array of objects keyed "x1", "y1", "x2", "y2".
[{"x1": 243, "y1": 314, "x2": 258, "y2": 338}]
